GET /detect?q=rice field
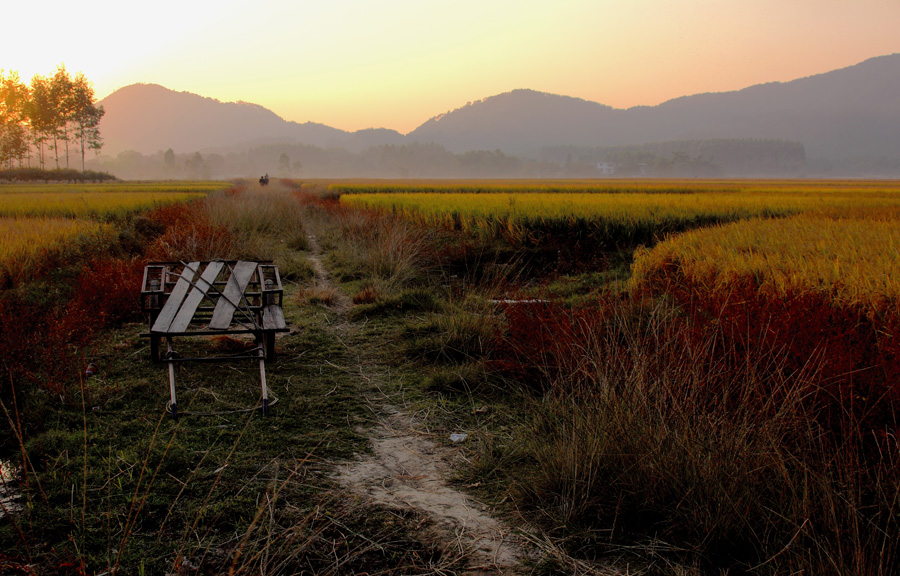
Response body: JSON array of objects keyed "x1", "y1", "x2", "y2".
[
  {"x1": 339, "y1": 185, "x2": 900, "y2": 244},
  {"x1": 0, "y1": 217, "x2": 116, "y2": 284},
  {"x1": 0, "y1": 182, "x2": 224, "y2": 218},
  {"x1": 630, "y1": 213, "x2": 900, "y2": 313},
  {"x1": 329, "y1": 178, "x2": 900, "y2": 196},
  {"x1": 0, "y1": 181, "x2": 225, "y2": 284},
  {"x1": 0, "y1": 181, "x2": 228, "y2": 195},
  {"x1": 337, "y1": 179, "x2": 900, "y2": 313}
]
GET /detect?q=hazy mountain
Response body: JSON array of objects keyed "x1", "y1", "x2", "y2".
[
  {"x1": 408, "y1": 91, "x2": 619, "y2": 155},
  {"x1": 98, "y1": 83, "x2": 403, "y2": 154},
  {"x1": 99, "y1": 53, "x2": 900, "y2": 161},
  {"x1": 409, "y1": 53, "x2": 900, "y2": 158}
]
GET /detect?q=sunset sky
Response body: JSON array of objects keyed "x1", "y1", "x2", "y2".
[{"x1": 3, "y1": 0, "x2": 899, "y2": 133}]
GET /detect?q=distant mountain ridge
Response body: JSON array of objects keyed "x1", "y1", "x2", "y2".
[
  {"x1": 98, "y1": 83, "x2": 404, "y2": 155},
  {"x1": 99, "y1": 53, "x2": 900, "y2": 160}
]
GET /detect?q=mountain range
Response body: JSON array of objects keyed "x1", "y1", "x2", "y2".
[{"x1": 98, "y1": 53, "x2": 900, "y2": 162}]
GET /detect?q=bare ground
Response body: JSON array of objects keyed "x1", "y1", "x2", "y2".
[{"x1": 304, "y1": 232, "x2": 530, "y2": 575}]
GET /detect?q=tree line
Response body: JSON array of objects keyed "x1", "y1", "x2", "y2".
[
  {"x1": 0, "y1": 65, "x2": 104, "y2": 172},
  {"x1": 542, "y1": 139, "x2": 808, "y2": 178}
]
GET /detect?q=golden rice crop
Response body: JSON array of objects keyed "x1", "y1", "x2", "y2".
[
  {"x1": 0, "y1": 181, "x2": 228, "y2": 195},
  {"x1": 0, "y1": 181, "x2": 226, "y2": 217},
  {"x1": 630, "y1": 213, "x2": 900, "y2": 312},
  {"x1": 340, "y1": 188, "x2": 900, "y2": 243},
  {"x1": 0, "y1": 191, "x2": 208, "y2": 218},
  {"x1": 0, "y1": 217, "x2": 116, "y2": 284},
  {"x1": 329, "y1": 178, "x2": 900, "y2": 196}
]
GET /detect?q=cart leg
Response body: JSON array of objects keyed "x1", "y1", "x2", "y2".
[
  {"x1": 258, "y1": 336, "x2": 269, "y2": 416},
  {"x1": 150, "y1": 335, "x2": 160, "y2": 363},
  {"x1": 265, "y1": 331, "x2": 277, "y2": 361},
  {"x1": 166, "y1": 338, "x2": 178, "y2": 420}
]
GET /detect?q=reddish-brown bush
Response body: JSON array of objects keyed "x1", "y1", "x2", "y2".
[
  {"x1": 1, "y1": 199, "x2": 222, "y2": 403},
  {"x1": 636, "y1": 271, "x2": 900, "y2": 432},
  {"x1": 144, "y1": 201, "x2": 236, "y2": 261}
]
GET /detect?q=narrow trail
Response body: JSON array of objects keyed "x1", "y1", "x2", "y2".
[
  {"x1": 304, "y1": 232, "x2": 351, "y2": 313},
  {"x1": 303, "y1": 232, "x2": 529, "y2": 575}
]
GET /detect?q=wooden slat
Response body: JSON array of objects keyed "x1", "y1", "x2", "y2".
[
  {"x1": 261, "y1": 304, "x2": 287, "y2": 331},
  {"x1": 151, "y1": 262, "x2": 198, "y2": 333},
  {"x1": 167, "y1": 261, "x2": 225, "y2": 333},
  {"x1": 208, "y1": 261, "x2": 258, "y2": 330}
]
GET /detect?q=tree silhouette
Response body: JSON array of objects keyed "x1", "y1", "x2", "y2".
[
  {"x1": 0, "y1": 71, "x2": 30, "y2": 168},
  {"x1": 1, "y1": 66, "x2": 106, "y2": 172},
  {"x1": 278, "y1": 152, "x2": 290, "y2": 173},
  {"x1": 71, "y1": 72, "x2": 104, "y2": 172}
]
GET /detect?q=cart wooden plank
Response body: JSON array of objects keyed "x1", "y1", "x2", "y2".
[
  {"x1": 151, "y1": 262, "x2": 199, "y2": 333},
  {"x1": 168, "y1": 261, "x2": 225, "y2": 333},
  {"x1": 208, "y1": 261, "x2": 258, "y2": 330},
  {"x1": 262, "y1": 304, "x2": 287, "y2": 331}
]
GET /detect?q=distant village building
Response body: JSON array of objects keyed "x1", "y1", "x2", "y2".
[{"x1": 597, "y1": 162, "x2": 615, "y2": 175}]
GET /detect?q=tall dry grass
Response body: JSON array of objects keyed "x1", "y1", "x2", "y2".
[
  {"x1": 310, "y1": 202, "x2": 431, "y2": 290},
  {"x1": 203, "y1": 185, "x2": 315, "y2": 281},
  {"x1": 205, "y1": 186, "x2": 308, "y2": 249},
  {"x1": 494, "y1": 296, "x2": 900, "y2": 574}
]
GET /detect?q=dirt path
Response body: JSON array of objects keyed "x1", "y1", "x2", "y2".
[{"x1": 303, "y1": 233, "x2": 529, "y2": 574}]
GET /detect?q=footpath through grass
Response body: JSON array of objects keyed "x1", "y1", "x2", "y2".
[
  {"x1": 4, "y1": 180, "x2": 899, "y2": 575},
  {"x1": 0, "y1": 182, "x2": 460, "y2": 574}
]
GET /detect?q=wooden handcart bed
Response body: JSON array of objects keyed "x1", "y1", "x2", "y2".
[{"x1": 140, "y1": 260, "x2": 289, "y2": 419}]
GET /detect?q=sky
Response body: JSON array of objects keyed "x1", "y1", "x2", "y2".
[{"x1": 3, "y1": 0, "x2": 899, "y2": 134}]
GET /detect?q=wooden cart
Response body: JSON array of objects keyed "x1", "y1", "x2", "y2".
[{"x1": 140, "y1": 260, "x2": 289, "y2": 419}]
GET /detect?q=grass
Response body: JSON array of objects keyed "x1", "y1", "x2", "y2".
[
  {"x1": 0, "y1": 182, "x2": 225, "y2": 287},
  {"x1": 0, "y1": 181, "x2": 228, "y2": 195},
  {"x1": 0, "y1": 181, "x2": 221, "y2": 218},
  {"x1": 3, "y1": 317, "x2": 444, "y2": 574},
  {"x1": 0, "y1": 218, "x2": 117, "y2": 286},
  {"x1": 5, "y1": 178, "x2": 900, "y2": 575},
  {"x1": 327, "y1": 177, "x2": 900, "y2": 196},
  {"x1": 302, "y1": 179, "x2": 900, "y2": 574},
  {"x1": 339, "y1": 181, "x2": 900, "y2": 248},
  {"x1": 631, "y1": 212, "x2": 900, "y2": 312},
  {"x1": 0, "y1": 180, "x2": 465, "y2": 574},
  {"x1": 486, "y1": 295, "x2": 900, "y2": 574}
]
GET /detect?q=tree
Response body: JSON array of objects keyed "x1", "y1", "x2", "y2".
[
  {"x1": 2, "y1": 66, "x2": 105, "y2": 173},
  {"x1": 278, "y1": 152, "x2": 290, "y2": 173},
  {"x1": 0, "y1": 71, "x2": 31, "y2": 168},
  {"x1": 49, "y1": 65, "x2": 76, "y2": 169},
  {"x1": 26, "y1": 75, "x2": 55, "y2": 170},
  {"x1": 70, "y1": 72, "x2": 104, "y2": 171},
  {"x1": 164, "y1": 148, "x2": 176, "y2": 169},
  {"x1": 185, "y1": 152, "x2": 208, "y2": 179}
]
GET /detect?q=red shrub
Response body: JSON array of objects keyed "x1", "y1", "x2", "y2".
[
  {"x1": 0, "y1": 259, "x2": 144, "y2": 399},
  {"x1": 145, "y1": 216, "x2": 235, "y2": 262},
  {"x1": 635, "y1": 271, "x2": 900, "y2": 432},
  {"x1": 490, "y1": 300, "x2": 583, "y2": 389},
  {"x1": 1, "y1": 197, "x2": 233, "y2": 404},
  {"x1": 70, "y1": 258, "x2": 145, "y2": 327},
  {"x1": 0, "y1": 290, "x2": 81, "y2": 398},
  {"x1": 144, "y1": 201, "x2": 199, "y2": 230}
]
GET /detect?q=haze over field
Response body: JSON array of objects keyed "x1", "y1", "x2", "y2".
[{"x1": 3, "y1": 0, "x2": 899, "y2": 134}]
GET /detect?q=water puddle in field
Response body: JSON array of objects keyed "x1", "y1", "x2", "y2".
[{"x1": 0, "y1": 458, "x2": 25, "y2": 518}]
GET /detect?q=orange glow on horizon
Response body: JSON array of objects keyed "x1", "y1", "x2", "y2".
[{"x1": 3, "y1": 0, "x2": 898, "y2": 134}]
